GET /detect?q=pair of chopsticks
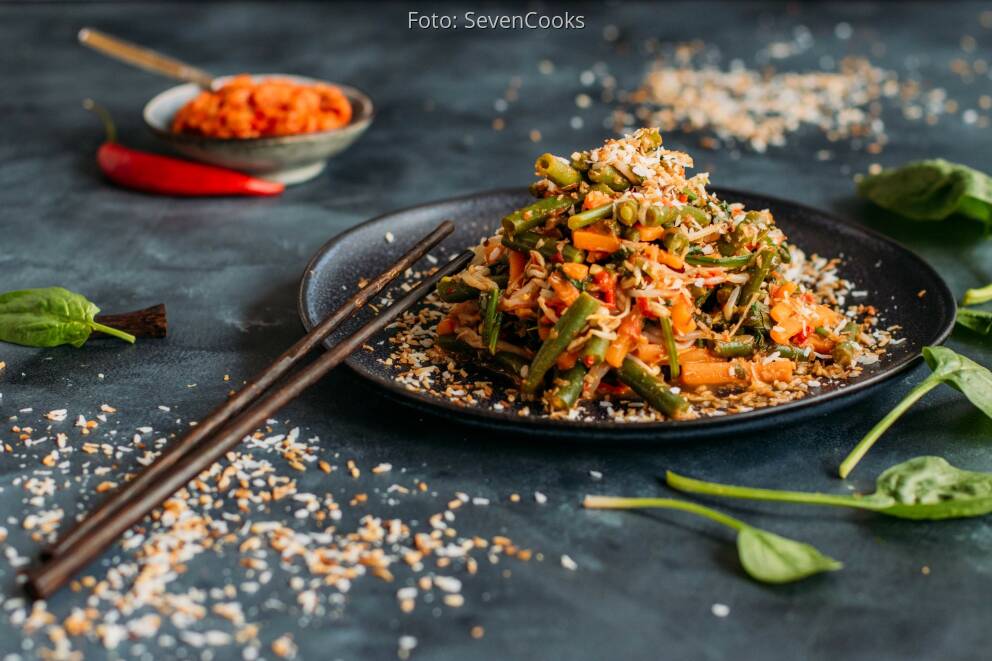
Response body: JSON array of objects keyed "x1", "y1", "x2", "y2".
[{"x1": 25, "y1": 221, "x2": 469, "y2": 599}]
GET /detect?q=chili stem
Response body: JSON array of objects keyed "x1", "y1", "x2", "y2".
[
  {"x1": 82, "y1": 99, "x2": 117, "y2": 143},
  {"x1": 838, "y1": 375, "x2": 941, "y2": 478},
  {"x1": 90, "y1": 322, "x2": 136, "y2": 344},
  {"x1": 666, "y1": 471, "x2": 883, "y2": 510},
  {"x1": 583, "y1": 496, "x2": 747, "y2": 532}
]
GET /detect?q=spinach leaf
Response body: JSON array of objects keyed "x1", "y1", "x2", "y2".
[
  {"x1": 857, "y1": 159, "x2": 992, "y2": 228},
  {"x1": 667, "y1": 455, "x2": 992, "y2": 521},
  {"x1": 583, "y1": 496, "x2": 841, "y2": 584},
  {"x1": 957, "y1": 309, "x2": 992, "y2": 336},
  {"x1": 0, "y1": 287, "x2": 135, "y2": 348},
  {"x1": 839, "y1": 346, "x2": 992, "y2": 477},
  {"x1": 963, "y1": 283, "x2": 992, "y2": 306}
]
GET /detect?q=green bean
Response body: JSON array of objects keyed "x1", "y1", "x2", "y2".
[
  {"x1": 580, "y1": 335, "x2": 610, "y2": 367},
  {"x1": 814, "y1": 326, "x2": 830, "y2": 337},
  {"x1": 772, "y1": 344, "x2": 811, "y2": 362},
  {"x1": 679, "y1": 205, "x2": 710, "y2": 226},
  {"x1": 645, "y1": 205, "x2": 677, "y2": 227},
  {"x1": 436, "y1": 274, "x2": 508, "y2": 302},
  {"x1": 685, "y1": 253, "x2": 752, "y2": 268},
  {"x1": 567, "y1": 203, "x2": 613, "y2": 230},
  {"x1": 549, "y1": 365, "x2": 587, "y2": 410},
  {"x1": 436, "y1": 334, "x2": 528, "y2": 381},
  {"x1": 588, "y1": 164, "x2": 631, "y2": 191},
  {"x1": 570, "y1": 153, "x2": 591, "y2": 172},
  {"x1": 664, "y1": 230, "x2": 690, "y2": 256},
  {"x1": 480, "y1": 286, "x2": 503, "y2": 355},
  {"x1": 659, "y1": 315, "x2": 680, "y2": 379},
  {"x1": 616, "y1": 199, "x2": 639, "y2": 226},
  {"x1": 777, "y1": 243, "x2": 792, "y2": 264},
  {"x1": 712, "y1": 336, "x2": 756, "y2": 358},
  {"x1": 502, "y1": 230, "x2": 585, "y2": 263},
  {"x1": 535, "y1": 153, "x2": 583, "y2": 188},
  {"x1": 618, "y1": 357, "x2": 688, "y2": 417},
  {"x1": 621, "y1": 226, "x2": 640, "y2": 241},
  {"x1": 737, "y1": 248, "x2": 776, "y2": 311},
  {"x1": 832, "y1": 341, "x2": 859, "y2": 367},
  {"x1": 523, "y1": 293, "x2": 602, "y2": 395},
  {"x1": 501, "y1": 197, "x2": 574, "y2": 236},
  {"x1": 742, "y1": 301, "x2": 772, "y2": 334}
]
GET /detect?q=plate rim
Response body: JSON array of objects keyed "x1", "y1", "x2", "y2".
[{"x1": 297, "y1": 187, "x2": 957, "y2": 435}]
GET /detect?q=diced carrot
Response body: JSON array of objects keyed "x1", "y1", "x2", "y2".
[
  {"x1": 436, "y1": 318, "x2": 456, "y2": 336},
  {"x1": 656, "y1": 249, "x2": 685, "y2": 271},
  {"x1": 561, "y1": 262, "x2": 589, "y2": 281},
  {"x1": 508, "y1": 249, "x2": 527, "y2": 286},
  {"x1": 671, "y1": 294, "x2": 695, "y2": 335},
  {"x1": 572, "y1": 230, "x2": 621, "y2": 253},
  {"x1": 771, "y1": 281, "x2": 797, "y2": 301},
  {"x1": 680, "y1": 361, "x2": 744, "y2": 387},
  {"x1": 770, "y1": 316, "x2": 805, "y2": 345},
  {"x1": 641, "y1": 243, "x2": 659, "y2": 262},
  {"x1": 812, "y1": 303, "x2": 844, "y2": 327},
  {"x1": 756, "y1": 359, "x2": 795, "y2": 383},
  {"x1": 583, "y1": 190, "x2": 612, "y2": 210},
  {"x1": 549, "y1": 272, "x2": 580, "y2": 306},
  {"x1": 770, "y1": 301, "x2": 795, "y2": 324},
  {"x1": 802, "y1": 334, "x2": 835, "y2": 354},
  {"x1": 635, "y1": 224, "x2": 665, "y2": 242},
  {"x1": 678, "y1": 347, "x2": 720, "y2": 363},
  {"x1": 557, "y1": 350, "x2": 579, "y2": 371},
  {"x1": 605, "y1": 309, "x2": 643, "y2": 368},
  {"x1": 634, "y1": 342, "x2": 665, "y2": 364},
  {"x1": 538, "y1": 323, "x2": 552, "y2": 341}
]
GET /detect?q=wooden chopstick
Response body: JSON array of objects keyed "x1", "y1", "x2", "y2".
[{"x1": 27, "y1": 225, "x2": 464, "y2": 597}]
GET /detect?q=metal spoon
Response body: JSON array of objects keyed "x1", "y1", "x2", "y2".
[{"x1": 78, "y1": 27, "x2": 216, "y2": 88}]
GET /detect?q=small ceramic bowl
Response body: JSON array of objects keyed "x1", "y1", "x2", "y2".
[{"x1": 143, "y1": 73, "x2": 374, "y2": 185}]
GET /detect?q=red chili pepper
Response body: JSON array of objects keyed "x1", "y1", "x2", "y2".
[
  {"x1": 592, "y1": 270, "x2": 617, "y2": 308},
  {"x1": 84, "y1": 100, "x2": 284, "y2": 197},
  {"x1": 792, "y1": 325, "x2": 812, "y2": 345},
  {"x1": 636, "y1": 296, "x2": 659, "y2": 319}
]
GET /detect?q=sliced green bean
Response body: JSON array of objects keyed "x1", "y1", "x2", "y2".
[
  {"x1": 645, "y1": 205, "x2": 678, "y2": 227},
  {"x1": 550, "y1": 365, "x2": 587, "y2": 410},
  {"x1": 535, "y1": 153, "x2": 583, "y2": 187},
  {"x1": 618, "y1": 357, "x2": 688, "y2": 417},
  {"x1": 772, "y1": 344, "x2": 811, "y2": 362},
  {"x1": 570, "y1": 153, "x2": 591, "y2": 172},
  {"x1": 616, "y1": 199, "x2": 639, "y2": 226},
  {"x1": 737, "y1": 248, "x2": 776, "y2": 311},
  {"x1": 436, "y1": 274, "x2": 508, "y2": 302},
  {"x1": 712, "y1": 336, "x2": 756, "y2": 358},
  {"x1": 502, "y1": 230, "x2": 585, "y2": 263},
  {"x1": 480, "y1": 286, "x2": 503, "y2": 355},
  {"x1": 833, "y1": 341, "x2": 859, "y2": 367},
  {"x1": 567, "y1": 203, "x2": 614, "y2": 230},
  {"x1": 580, "y1": 335, "x2": 610, "y2": 367},
  {"x1": 523, "y1": 293, "x2": 602, "y2": 395},
  {"x1": 685, "y1": 253, "x2": 752, "y2": 268},
  {"x1": 664, "y1": 230, "x2": 690, "y2": 256},
  {"x1": 501, "y1": 197, "x2": 574, "y2": 235},
  {"x1": 588, "y1": 164, "x2": 631, "y2": 191},
  {"x1": 659, "y1": 315, "x2": 680, "y2": 379}
]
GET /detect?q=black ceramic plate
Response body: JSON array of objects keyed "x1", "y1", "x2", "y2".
[{"x1": 298, "y1": 188, "x2": 955, "y2": 439}]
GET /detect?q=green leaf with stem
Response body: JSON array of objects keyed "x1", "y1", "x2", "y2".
[
  {"x1": 583, "y1": 496, "x2": 841, "y2": 584},
  {"x1": 839, "y1": 346, "x2": 992, "y2": 478},
  {"x1": 668, "y1": 456, "x2": 992, "y2": 520},
  {"x1": 957, "y1": 308, "x2": 992, "y2": 336},
  {"x1": 963, "y1": 283, "x2": 992, "y2": 306},
  {"x1": 0, "y1": 287, "x2": 135, "y2": 348}
]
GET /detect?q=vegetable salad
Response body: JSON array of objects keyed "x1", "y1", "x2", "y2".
[{"x1": 434, "y1": 128, "x2": 876, "y2": 418}]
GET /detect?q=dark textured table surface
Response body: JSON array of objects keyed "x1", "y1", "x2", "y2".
[{"x1": 2, "y1": 2, "x2": 991, "y2": 660}]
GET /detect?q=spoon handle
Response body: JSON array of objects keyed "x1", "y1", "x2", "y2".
[{"x1": 78, "y1": 27, "x2": 215, "y2": 88}]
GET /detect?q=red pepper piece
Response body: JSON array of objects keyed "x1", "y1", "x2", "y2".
[
  {"x1": 84, "y1": 100, "x2": 284, "y2": 197},
  {"x1": 592, "y1": 270, "x2": 617, "y2": 308}
]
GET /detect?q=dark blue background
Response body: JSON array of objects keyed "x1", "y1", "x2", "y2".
[{"x1": 1, "y1": 2, "x2": 991, "y2": 659}]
